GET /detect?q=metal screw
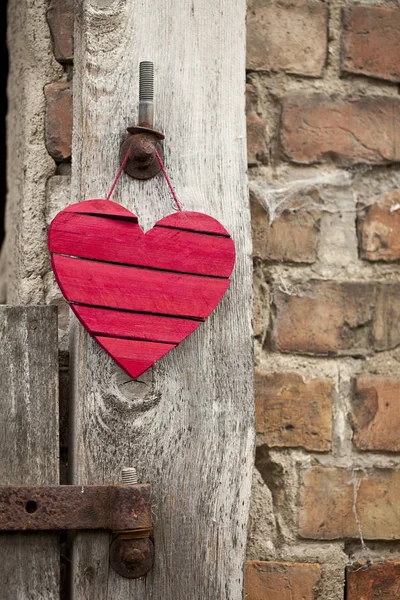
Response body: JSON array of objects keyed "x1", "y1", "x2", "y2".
[
  {"x1": 120, "y1": 60, "x2": 164, "y2": 180},
  {"x1": 138, "y1": 61, "x2": 154, "y2": 128},
  {"x1": 122, "y1": 467, "x2": 138, "y2": 485}
]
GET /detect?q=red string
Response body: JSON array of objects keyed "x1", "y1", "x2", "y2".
[
  {"x1": 106, "y1": 145, "x2": 183, "y2": 213},
  {"x1": 154, "y1": 148, "x2": 183, "y2": 212},
  {"x1": 106, "y1": 148, "x2": 131, "y2": 201}
]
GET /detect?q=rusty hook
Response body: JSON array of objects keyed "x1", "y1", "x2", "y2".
[{"x1": 120, "y1": 62, "x2": 165, "y2": 180}]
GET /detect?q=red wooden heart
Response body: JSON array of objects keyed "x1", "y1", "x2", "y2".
[{"x1": 48, "y1": 200, "x2": 235, "y2": 378}]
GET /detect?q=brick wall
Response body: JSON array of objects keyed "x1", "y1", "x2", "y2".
[{"x1": 246, "y1": 1, "x2": 400, "y2": 599}]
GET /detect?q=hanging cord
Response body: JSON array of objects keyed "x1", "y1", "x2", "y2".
[
  {"x1": 106, "y1": 148, "x2": 131, "y2": 201},
  {"x1": 154, "y1": 148, "x2": 183, "y2": 212},
  {"x1": 106, "y1": 145, "x2": 183, "y2": 212}
]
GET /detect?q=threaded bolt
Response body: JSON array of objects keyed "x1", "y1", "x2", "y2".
[
  {"x1": 139, "y1": 61, "x2": 154, "y2": 102},
  {"x1": 122, "y1": 467, "x2": 138, "y2": 485},
  {"x1": 138, "y1": 61, "x2": 154, "y2": 128}
]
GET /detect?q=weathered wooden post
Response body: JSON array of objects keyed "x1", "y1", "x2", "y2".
[
  {"x1": 69, "y1": 0, "x2": 253, "y2": 598},
  {"x1": 0, "y1": 306, "x2": 59, "y2": 599}
]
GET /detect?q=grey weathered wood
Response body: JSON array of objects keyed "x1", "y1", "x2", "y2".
[
  {"x1": 0, "y1": 306, "x2": 59, "y2": 599},
  {"x1": 6, "y1": 0, "x2": 63, "y2": 305},
  {"x1": 70, "y1": 1, "x2": 253, "y2": 599},
  {"x1": 0, "y1": 241, "x2": 6, "y2": 303}
]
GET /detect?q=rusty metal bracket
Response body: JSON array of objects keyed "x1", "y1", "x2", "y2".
[
  {"x1": 121, "y1": 61, "x2": 165, "y2": 180},
  {"x1": 0, "y1": 484, "x2": 153, "y2": 579}
]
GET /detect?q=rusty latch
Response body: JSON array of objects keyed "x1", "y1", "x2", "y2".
[{"x1": 0, "y1": 484, "x2": 153, "y2": 579}]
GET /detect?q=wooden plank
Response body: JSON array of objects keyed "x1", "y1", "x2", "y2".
[
  {"x1": 70, "y1": 0, "x2": 252, "y2": 599},
  {"x1": 52, "y1": 254, "x2": 231, "y2": 318},
  {"x1": 0, "y1": 306, "x2": 59, "y2": 599},
  {"x1": 156, "y1": 211, "x2": 231, "y2": 236},
  {"x1": 72, "y1": 305, "x2": 201, "y2": 342},
  {"x1": 95, "y1": 336, "x2": 176, "y2": 378},
  {"x1": 64, "y1": 198, "x2": 138, "y2": 219},
  {"x1": 49, "y1": 211, "x2": 235, "y2": 277}
]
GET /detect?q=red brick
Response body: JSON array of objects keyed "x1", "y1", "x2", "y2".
[
  {"x1": 350, "y1": 376, "x2": 400, "y2": 452},
  {"x1": 255, "y1": 371, "x2": 332, "y2": 451},
  {"x1": 342, "y1": 7, "x2": 400, "y2": 83},
  {"x1": 272, "y1": 281, "x2": 400, "y2": 356},
  {"x1": 246, "y1": 85, "x2": 268, "y2": 166},
  {"x1": 300, "y1": 467, "x2": 400, "y2": 540},
  {"x1": 47, "y1": 0, "x2": 74, "y2": 63},
  {"x1": 358, "y1": 191, "x2": 400, "y2": 261},
  {"x1": 45, "y1": 83, "x2": 72, "y2": 162},
  {"x1": 347, "y1": 562, "x2": 400, "y2": 599},
  {"x1": 281, "y1": 94, "x2": 400, "y2": 165},
  {"x1": 247, "y1": 0, "x2": 328, "y2": 77},
  {"x1": 245, "y1": 561, "x2": 321, "y2": 600},
  {"x1": 251, "y1": 194, "x2": 321, "y2": 263}
]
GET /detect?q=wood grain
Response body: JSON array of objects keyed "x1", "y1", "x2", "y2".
[
  {"x1": 0, "y1": 306, "x2": 59, "y2": 599},
  {"x1": 95, "y1": 336, "x2": 176, "y2": 378},
  {"x1": 65, "y1": 198, "x2": 138, "y2": 219},
  {"x1": 156, "y1": 211, "x2": 231, "y2": 236},
  {"x1": 70, "y1": 0, "x2": 252, "y2": 598},
  {"x1": 49, "y1": 210, "x2": 235, "y2": 277},
  {"x1": 72, "y1": 305, "x2": 201, "y2": 342},
  {"x1": 52, "y1": 254, "x2": 230, "y2": 318}
]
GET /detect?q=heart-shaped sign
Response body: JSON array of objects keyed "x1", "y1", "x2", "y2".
[{"x1": 48, "y1": 200, "x2": 235, "y2": 378}]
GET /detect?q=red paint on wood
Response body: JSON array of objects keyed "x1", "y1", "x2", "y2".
[
  {"x1": 156, "y1": 211, "x2": 230, "y2": 236},
  {"x1": 52, "y1": 254, "x2": 230, "y2": 318},
  {"x1": 95, "y1": 336, "x2": 176, "y2": 378},
  {"x1": 72, "y1": 305, "x2": 202, "y2": 343},
  {"x1": 64, "y1": 199, "x2": 138, "y2": 220},
  {"x1": 49, "y1": 200, "x2": 235, "y2": 377},
  {"x1": 49, "y1": 212, "x2": 235, "y2": 277}
]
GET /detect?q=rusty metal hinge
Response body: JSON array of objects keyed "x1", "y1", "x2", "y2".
[{"x1": 0, "y1": 484, "x2": 154, "y2": 579}]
